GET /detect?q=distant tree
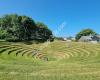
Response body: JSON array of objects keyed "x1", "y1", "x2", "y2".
[
  {"x1": 67, "y1": 36, "x2": 73, "y2": 40},
  {"x1": 36, "y1": 22, "x2": 54, "y2": 42},
  {"x1": 54, "y1": 37, "x2": 63, "y2": 40},
  {"x1": 75, "y1": 28, "x2": 97, "y2": 41}
]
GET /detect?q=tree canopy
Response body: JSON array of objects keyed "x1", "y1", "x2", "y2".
[
  {"x1": 75, "y1": 28, "x2": 97, "y2": 41},
  {"x1": 0, "y1": 14, "x2": 54, "y2": 42},
  {"x1": 36, "y1": 22, "x2": 54, "y2": 41}
]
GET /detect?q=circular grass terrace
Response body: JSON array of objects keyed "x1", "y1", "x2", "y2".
[{"x1": 0, "y1": 41, "x2": 100, "y2": 80}]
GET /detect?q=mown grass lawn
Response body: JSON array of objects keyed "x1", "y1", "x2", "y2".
[{"x1": 0, "y1": 40, "x2": 100, "y2": 80}]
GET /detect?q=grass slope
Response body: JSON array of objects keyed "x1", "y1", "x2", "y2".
[{"x1": 0, "y1": 41, "x2": 100, "y2": 80}]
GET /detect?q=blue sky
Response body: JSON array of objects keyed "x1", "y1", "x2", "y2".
[{"x1": 0, "y1": 0, "x2": 100, "y2": 37}]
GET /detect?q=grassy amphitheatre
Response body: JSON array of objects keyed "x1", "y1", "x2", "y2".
[{"x1": 0, "y1": 40, "x2": 100, "y2": 80}]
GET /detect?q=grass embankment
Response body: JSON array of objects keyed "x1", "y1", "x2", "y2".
[{"x1": 0, "y1": 40, "x2": 100, "y2": 80}]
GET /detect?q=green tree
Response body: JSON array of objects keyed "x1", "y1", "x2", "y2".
[
  {"x1": 0, "y1": 14, "x2": 54, "y2": 42},
  {"x1": 0, "y1": 14, "x2": 37, "y2": 41},
  {"x1": 36, "y1": 22, "x2": 54, "y2": 42},
  {"x1": 75, "y1": 28, "x2": 97, "y2": 41}
]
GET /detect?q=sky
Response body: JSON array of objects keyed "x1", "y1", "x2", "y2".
[{"x1": 0, "y1": 0, "x2": 100, "y2": 37}]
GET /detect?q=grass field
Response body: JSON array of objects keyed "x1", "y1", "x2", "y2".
[{"x1": 0, "y1": 40, "x2": 100, "y2": 80}]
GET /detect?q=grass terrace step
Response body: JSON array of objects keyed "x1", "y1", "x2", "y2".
[
  {"x1": 15, "y1": 49, "x2": 26, "y2": 56},
  {"x1": 27, "y1": 49, "x2": 38, "y2": 57},
  {"x1": 8, "y1": 48, "x2": 23, "y2": 55},
  {"x1": 22, "y1": 50, "x2": 33, "y2": 56},
  {"x1": 0, "y1": 45, "x2": 10, "y2": 48},
  {"x1": 17, "y1": 49, "x2": 31, "y2": 56},
  {"x1": 0, "y1": 47, "x2": 14, "y2": 54}
]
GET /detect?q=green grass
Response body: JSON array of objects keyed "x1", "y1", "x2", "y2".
[{"x1": 0, "y1": 40, "x2": 100, "y2": 80}]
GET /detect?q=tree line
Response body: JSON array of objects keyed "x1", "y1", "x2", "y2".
[
  {"x1": 0, "y1": 14, "x2": 54, "y2": 42},
  {"x1": 75, "y1": 28, "x2": 97, "y2": 41},
  {"x1": 54, "y1": 29, "x2": 97, "y2": 41}
]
